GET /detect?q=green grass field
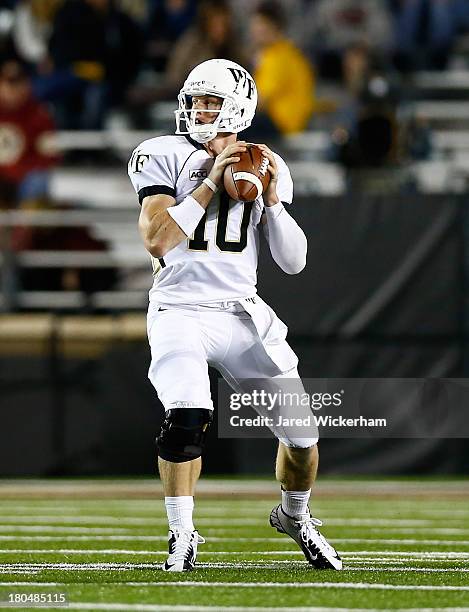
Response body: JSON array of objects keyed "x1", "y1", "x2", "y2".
[{"x1": 0, "y1": 478, "x2": 468, "y2": 611}]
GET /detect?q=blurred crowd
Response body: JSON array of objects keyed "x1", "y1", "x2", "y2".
[
  {"x1": 1, "y1": 1, "x2": 469, "y2": 129},
  {"x1": 1, "y1": 0, "x2": 469, "y2": 196},
  {"x1": 1, "y1": 1, "x2": 469, "y2": 172},
  {"x1": 2, "y1": 0, "x2": 469, "y2": 298}
]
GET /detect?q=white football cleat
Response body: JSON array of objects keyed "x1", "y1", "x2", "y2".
[
  {"x1": 162, "y1": 529, "x2": 205, "y2": 572},
  {"x1": 270, "y1": 504, "x2": 342, "y2": 570}
]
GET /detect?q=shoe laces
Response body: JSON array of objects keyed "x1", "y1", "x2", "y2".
[
  {"x1": 296, "y1": 516, "x2": 336, "y2": 556},
  {"x1": 170, "y1": 530, "x2": 205, "y2": 564}
]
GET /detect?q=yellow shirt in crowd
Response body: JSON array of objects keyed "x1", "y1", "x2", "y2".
[{"x1": 254, "y1": 39, "x2": 316, "y2": 135}]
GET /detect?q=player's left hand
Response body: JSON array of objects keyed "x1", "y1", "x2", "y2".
[{"x1": 256, "y1": 144, "x2": 279, "y2": 207}]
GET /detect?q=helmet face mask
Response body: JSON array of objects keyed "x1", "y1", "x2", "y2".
[{"x1": 175, "y1": 59, "x2": 257, "y2": 144}]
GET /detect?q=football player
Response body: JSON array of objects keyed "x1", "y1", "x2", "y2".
[{"x1": 128, "y1": 58, "x2": 342, "y2": 572}]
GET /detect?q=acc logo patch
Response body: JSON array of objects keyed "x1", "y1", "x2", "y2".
[{"x1": 189, "y1": 168, "x2": 208, "y2": 181}]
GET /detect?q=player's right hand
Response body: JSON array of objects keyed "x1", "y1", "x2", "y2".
[{"x1": 208, "y1": 141, "x2": 247, "y2": 186}]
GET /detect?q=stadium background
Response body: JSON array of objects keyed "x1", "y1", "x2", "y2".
[{"x1": 1, "y1": 0, "x2": 469, "y2": 478}]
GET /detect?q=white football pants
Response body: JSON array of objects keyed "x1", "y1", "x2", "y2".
[{"x1": 147, "y1": 297, "x2": 318, "y2": 448}]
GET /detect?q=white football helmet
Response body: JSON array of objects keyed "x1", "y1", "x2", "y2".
[{"x1": 175, "y1": 58, "x2": 257, "y2": 144}]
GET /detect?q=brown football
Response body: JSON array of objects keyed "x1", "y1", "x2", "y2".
[{"x1": 223, "y1": 144, "x2": 271, "y2": 202}]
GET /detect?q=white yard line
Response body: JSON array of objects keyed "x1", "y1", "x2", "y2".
[
  {"x1": 1, "y1": 506, "x2": 469, "y2": 522},
  {"x1": 1, "y1": 548, "x2": 469, "y2": 558},
  {"x1": 340, "y1": 551, "x2": 469, "y2": 558},
  {"x1": 194, "y1": 563, "x2": 469, "y2": 573},
  {"x1": 334, "y1": 529, "x2": 469, "y2": 546},
  {"x1": 343, "y1": 559, "x2": 469, "y2": 564},
  {"x1": 0, "y1": 522, "x2": 287, "y2": 531},
  {"x1": 61, "y1": 605, "x2": 469, "y2": 612},
  {"x1": 1, "y1": 551, "x2": 469, "y2": 560},
  {"x1": 0, "y1": 536, "x2": 171, "y2": 542},
  {"x1": 0, "y1": 527, "x2": 134, "y2": 533},
  {"x1": 2, "y1": 523, "x2": 469, "y2": 536},
  {"x1": 0, "y1": 563, "x2": 158, "y2": 570},
  {"x1": 0, "y1": 516, "x2": 191, "y2": 525},
  {"x1": 6, "y1": 604, "x2": 469, "y2": 612},
  {"x1": 0, "y1": 515, "x2": 255, "y2": 523},
  {"x1": 63, "y1": 606, "x2": 364, "y2": 612},
  {"x1": 0, "y1": 517, "x2": 446, "y2": 527},
  {"x1": 0, "y1": 555, "x2": 469, "y2": 573},
  {"x1": 345, "y1": 567, "x2": 469, "y2": 572},
  {"x1": 2, "y1": 534, "x2": 469, "y2": 545},
  {"x1": 0, "y1": 569, "x2": 39, "y2": 574},
  {"x1": 0, "y1": 559, "x2": 441, "y2": 572},
  {"x1": 1, "y1": 557, "x2": 469, "y2": 571},
  {"x1": 1, "y1": 579, "x2": 469, "y2": 591},
  {"x1": 0, "y1": 549, "x2": 162, "y2": 555},
  {"x1": 4, "y1": 564, "x2": 465, "y2": 573}
]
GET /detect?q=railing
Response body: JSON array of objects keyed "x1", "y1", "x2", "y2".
[{"x1": 0, "y1": 210, "x2": 150, "y2": 312}]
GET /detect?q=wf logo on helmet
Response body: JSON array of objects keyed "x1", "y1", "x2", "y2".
[{"x1": 228, "y1": 68, "x2": 256, "y2": 100}]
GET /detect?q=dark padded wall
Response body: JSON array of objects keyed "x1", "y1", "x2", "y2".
[
  {"x1": 258, "y1": 194, "x2": 462, "y2": 339},
  {"x1": 1, "y1": 195, "x2": 468, "y2": 475}
]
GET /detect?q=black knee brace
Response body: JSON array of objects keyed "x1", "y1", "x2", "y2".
[{"x1": 156, "y1": 408, "x2": 213, "y2": 463}]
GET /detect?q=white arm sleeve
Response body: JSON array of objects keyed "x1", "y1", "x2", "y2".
[
  {"x1": 263, "y1": 203, "x2": 307, "y2": 275},
  {"x1": 262, "y1": 152, "x2": 306, "y2": 274}
]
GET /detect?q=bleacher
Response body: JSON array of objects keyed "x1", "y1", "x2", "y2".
[{"x1": 3, "y1": 67, "x2": 469, "y2": 314}]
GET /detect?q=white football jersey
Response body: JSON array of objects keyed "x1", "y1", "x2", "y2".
[{"x1": 128, "y1": 135, "x2": 293, "y2": 304}]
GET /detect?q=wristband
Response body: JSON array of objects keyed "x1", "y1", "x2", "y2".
[
  {"x1": 203, "y1": 177, "x2": 219, "y2": 193},
  {"x1": 167, "y1": 195, "x2": 205, "y2": 237}
]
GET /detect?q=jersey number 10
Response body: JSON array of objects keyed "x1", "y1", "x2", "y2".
[{"x1": 188, "y1": 192, "x2": 253, "y2": 253}]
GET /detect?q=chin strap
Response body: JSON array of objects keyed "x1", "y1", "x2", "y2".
[
  {"x1": 190, "y1": 134, "x2": 215, "y2": 144},
  {"x1": 190, "y1": 126, "x2": 218, "y2": 144}
]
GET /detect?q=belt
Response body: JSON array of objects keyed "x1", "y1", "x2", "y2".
[{"x1": 156, "y1": 299, "x2": 255, "y2": 313}]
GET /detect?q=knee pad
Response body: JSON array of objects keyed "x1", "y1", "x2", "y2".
[{"x1": 156, "y1": 408, "x2": 213, "y2": 463}]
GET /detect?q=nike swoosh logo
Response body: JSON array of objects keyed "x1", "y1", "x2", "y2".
[{"x1": 164, "y1": 562, "x2": 175, "y2": 570}]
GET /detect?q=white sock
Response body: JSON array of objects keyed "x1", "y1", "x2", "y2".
[
  {"x1": 281, "y1": 488, "x2": 311, "y2": 519},
  {"x1": 165, "y1": 496, "x2": 194, "y2": 531}
]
